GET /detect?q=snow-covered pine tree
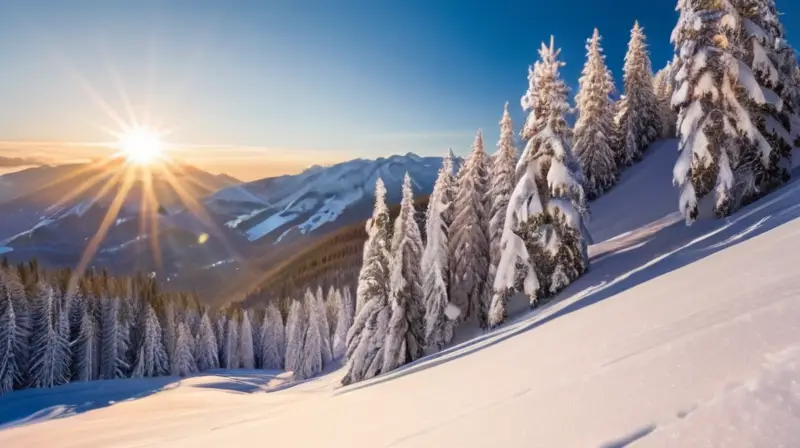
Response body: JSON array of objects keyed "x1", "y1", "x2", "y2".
[
  {"x1": 343, "y1": 179, "x2": 393, "y2": 385},
  {"x1": 238, "y1": 309, "x2": 255, "y2": 369},
  {"x1": 300, "y1": 290, "x2": 323, "y2": 379},
  {"x1": 29, "y1": 283, "x2": 71, "y2": 388},
  {"x1": 615, "y1": 21, "x2": 661, "y2": 166},
  {"x1": 449, "y1": 131, "x2": 491, "y2": 329},
  {"x1": 100, "y1": 297, "x2": 128, "y2": 379},
  {"x1": 332, "y1": 287, "x2": 354, "y2": 359},
  {"x1": 162, "y1": 301, "x2": 176, "y2": 370},
  {"x1": 132, "y1": 304, "x2": 169, "y2": 377},
  {"x1": 654, "y1": 60, "x2": 679, "y2": 138},
  {"x1": 440, "y1": 149, "x2": 458, "y2": 229},
  {"x1": 495, "y1": 38, "x2": 590, "y2": 311},
  {"x1": 196, "y1": 312, "x2": 219, "y2": 371},
  {"x1": 734, "y1": 0, "x2": 796, "y2": 202},
  {"x1": 671, "y1": 0, "x2": 774, "y2": 222},
  {"x1": 173, "y1": 323, "x2": 196, "y2": 377},
  {"x1": 223, "y1": 313, "x2": 239, "y2": 370},
  {"x1": 72, "y1": 303, "x2": 100, "y2": 381},
  {"x1": 260, "y1": 302, "x2": 285, "y2": 369},
  {"x1": 314, "y1": 286, "x2": 333, "y2": 366},
  {"x1": 0, "y1": 268, "x2": 29, "y2": 393},
  {"x1": 214, "y1": 314, "x2": 227, "y2": 365},
  {"x1": 284, "y1": 299, "x2": 306, "y2": 377},
  {"x1": 383, "y1": 173, "x2": 426, "y2": 372},
  {"x1": 574, "y1": 28, "x2": 618, "y2": 199},
  {"x1": 423, "y1": 156, "x2": 455, "y2": 351},
  {"x1": 354, "y1": 178, "x2": 391, "y2": 317}
]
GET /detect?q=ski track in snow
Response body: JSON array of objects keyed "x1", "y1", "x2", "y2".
[{"x1": 2, "y1": 140, "x2": 800, "y2": 446}]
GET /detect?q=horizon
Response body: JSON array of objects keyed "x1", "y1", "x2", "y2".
[{"x1": 0, "y1": 0, "x2": 798, "y2": 181}]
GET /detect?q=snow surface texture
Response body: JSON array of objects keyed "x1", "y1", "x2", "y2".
[{"x1": 3, "y1": 141, "x2": 800, "y2": 446}]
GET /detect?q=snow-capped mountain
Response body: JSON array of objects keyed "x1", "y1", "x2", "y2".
[{"x1": 206, "y1": 152, "x2": 456, "y2": 245}]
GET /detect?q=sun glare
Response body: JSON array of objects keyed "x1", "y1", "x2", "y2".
[{"x1": 118, "y1": 128, "x2": 165, "y2": 165}]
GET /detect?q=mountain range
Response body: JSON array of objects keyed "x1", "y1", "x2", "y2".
[{"x1": 0, "y1": 153, "x2": 454, "y2": 303}]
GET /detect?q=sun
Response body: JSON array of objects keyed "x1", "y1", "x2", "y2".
[{"x1": 117, "y1": 128, "x2": 165, "y2": 165}]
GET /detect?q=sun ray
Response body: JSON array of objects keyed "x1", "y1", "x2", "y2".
[
  {"x1": 69, "y1": 165, "x2": 136, "y2": 293},
  {"x1": 158, "y1": 165, "x2": 244, "y2": 265},
  {"x1": 43, "y1": 161, "x2": 121, "y2": 213},
  {"x1": 141, "y1": 165, "x2": 164, "y2": 272}
]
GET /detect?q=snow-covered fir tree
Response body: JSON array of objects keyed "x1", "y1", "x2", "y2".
[
  {"x1": 313, "y1": 286, "x2": 333, "y2": 366},
  {"x1": 238, "y1": 310, "x2": 255, "y2": 369},
  {"x1": 284, "y1": 299, "x2": 307, "y2": 378},
  {"x1": 100, "y1": 297, "x2": 128, "y2": 379},
  {"x1": 383, "y1": 173, "x2": 426, "y2": 372},
  {"x1": 260, "y1": 302, "x2": 285, "y2": 369},
  {"x1": 162, "y1": 301, "x2": 176, "y2": 370},
  {"x1": 332, "y1": 287, "x2": 354, "y2": 359},
  {"x1": 494, "y1": 38, "x2": 590, "y2": 316},
  {"x1": 73, "y1": 303, "x2": 100, "y2": 382},
  {"x1": 671, "y1": 0, "x2": 773, "y2": 221},
  {"x1": 29, "y1": 283, "x2": 70, "y2": 388},
  {"x1": 734, "y1": 0, "x2": 797, "y2": 203},
  {"x1": 342, "y1": 179, "x2": 393, "y2": 385},
  {"x1": 195, "y1": 312, "x2": 219, "y2": 371},
  {"x1": 132, "y1": 304, "x2": 169, "y2": 378},
  {"x1": 173, "y1": 323, "x2": 197, "y2": 377},
  {"x1": 223, "y1": 314, "x2": 239, "y2": 370},
  {"x1": 214, "y1": 314, "x2": 227, "y2": 365},
  {"x1": 449, "y1": 131, "x2": 491, "y2": 329},
  {"x1": 440, "y1": 149, "x2": 458, "y2": 229},
  {"x1": 574, "y1": 28, "x2": 618, "y2": 199},
  {"x1": 300, "y1": 289, "x2": 323, "y2": 379},
  {"x1": 354, "y1": 178, "x2": 391, "y2": 317},
  {"x1": 654, "y1": 59, "x2": 679, "y2": 138},
  {"x1": 423, "y1": 156, "x2": 456, "y2": 351},
  {"x1": 0, "y1": 269, "x2": 28, "y2": 394},
  {"x1": 615, "y1": 21, "x2": 661, "y2": 166}
]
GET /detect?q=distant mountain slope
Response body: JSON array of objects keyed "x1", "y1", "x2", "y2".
[{"x1": 206, "y1": 153, "x2": 454, "y2": 246}]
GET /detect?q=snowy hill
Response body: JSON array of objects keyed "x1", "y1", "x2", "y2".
[
  {"x1": 3, "y1": 140, "x2": 800, "y2": 446},
  {"x1": 207, "y1": 152, "x2": 455, "y2": 245}
]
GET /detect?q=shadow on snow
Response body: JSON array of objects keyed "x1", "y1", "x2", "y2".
[{"x1": 337, "y1": 176, "x2": 800, "y2": 396}]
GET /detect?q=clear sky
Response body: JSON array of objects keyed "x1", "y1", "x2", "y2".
[{"x1": 0, "y1": 0, "x2": 798, "y2": 180}]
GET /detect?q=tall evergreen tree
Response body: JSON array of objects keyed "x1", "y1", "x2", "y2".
[
  {"x1": 238, "y1": 310, "x2": 255, "y2": 369},
  {"x1": 383, "y1": 174, "x2": 426, "y2": 372},
  {"x1": 73, "y1": 303, "x2": 100, "y2": 381},
  {"x1": 495, "y1": 38, "x2": 590, "y2": 317},
  {"x1": 260, "y1": 302, "x2": 285, "y2": 369},
  {"x1": 0, "y1": 269, "x2": 29, "y2": 393},
  {"x1": 223, "y1": 314, "x2": 239, "y2": 370},
  {"x1": 132, "y1": 304, "x2": 169, "y2": 378},
  {"x1": 671, "y1": 0, "x2": 773, "y2": 222},
  {"x1": 29, "y1": 283, "x2": 70, "y2": 388},
  {"x1": 734, "y1": 0, "x2": 797, "y2": 203},
  {"x1": 196, "y1": 312, "x2": 219, "y2": 371},
  {"x1": 616, "y1": 21, "x2": 661, "y2": 166},
  {"x1": 300, "y1": 289, "x2": 323, "y2": 379},
  {"x1": 284, "y1": 299, "x2": 307, "y2": 378},
  {"x1": 313, "y1": 286, "x2": 333, "y2": 366},
  {"x1": 332, "y1": 287, "x2": 354, "y2": 359},
  {"x1": 449, "y1": 131, "x2": 491, "y2": 329},
  {"x1": 423, "y1": 156, "x2": 455, "y2": 351},
  {"x1": 654, "y1": 59, "x2": 679, "y2": 138},
  {"x1": 574, "y1": 28, "x2": 618, "y2": 199},
  {"x1": 100, "y1": 297, "x2": 129, "y2": 379},
  {"x1": 343, "y1": 179, "x2": 393, "y2": 385},
  {"x1": 173, "y1": 322, "x2": 196, "y2": 377}
]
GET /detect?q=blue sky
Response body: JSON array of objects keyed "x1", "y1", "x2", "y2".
[{"x1": 0, "y1": 0, "x2": 798, "y2": 179}]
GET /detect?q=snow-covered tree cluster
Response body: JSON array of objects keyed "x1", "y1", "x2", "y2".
[
  {"x1": 670, "y1": 0, "x2": 800, "y2": 223},
  {"x1": 0, "y1": 258, "x2": 356, "y2": 394}
]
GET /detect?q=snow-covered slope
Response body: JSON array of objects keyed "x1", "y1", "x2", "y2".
[
  {"x1": 207, "y1": 153, "x2": 452, "y2": 244},
  {"x1": 3, "y1": 140, "x2": 800, "y2": 447}
]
